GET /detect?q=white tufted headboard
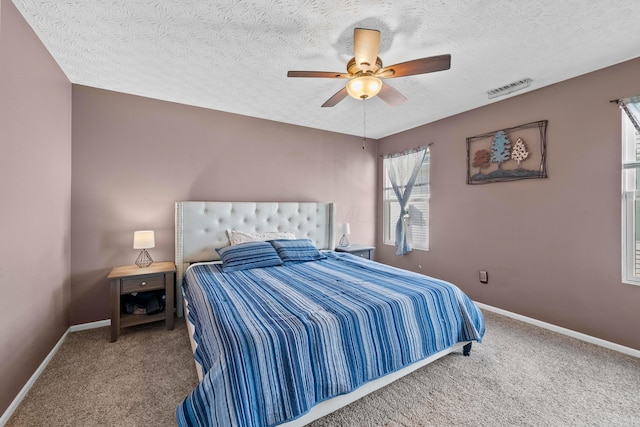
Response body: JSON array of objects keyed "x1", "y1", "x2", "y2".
[{"x1": 174, "y1": 201, "x2": 336, "y2": 316}]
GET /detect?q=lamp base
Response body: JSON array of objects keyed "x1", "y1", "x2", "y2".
[
  {"x1": 338, "y1": 234, "x2": 350, "y2": 247},
  {"x1": 135, "y1": 249, "x2": 153, "y2": 268}
]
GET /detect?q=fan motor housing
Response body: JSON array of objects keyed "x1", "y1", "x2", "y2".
[{"x1": 347, "y1": 57, "x2": 383, "y2": 76}]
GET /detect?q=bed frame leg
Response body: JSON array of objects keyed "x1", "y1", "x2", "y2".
[{"x1": 463, "y1": 342, "x2": 472, "y2": 356}]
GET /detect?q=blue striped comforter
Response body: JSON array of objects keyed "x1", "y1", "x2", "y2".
[{"x1": 177, "y1": 252, "x2": 484, "y2": 427}]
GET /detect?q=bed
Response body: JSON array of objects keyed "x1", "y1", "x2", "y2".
[{"x1": 174, "y1": 201, "x2": 485, "y2": 427}]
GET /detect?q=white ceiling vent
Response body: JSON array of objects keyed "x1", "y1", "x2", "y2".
[{"x1": 487, "y1": 78, "x2": 532, "y2": 99}]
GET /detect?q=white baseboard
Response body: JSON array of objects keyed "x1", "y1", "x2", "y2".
[
  {"x1": 0, "y1": 329, "x2": 69, "y2": 426},
  {"x1": 0, "y1": 319, "x2": 110, "y2": 426},
  {"x1": 69, "y1": 319, "x2": 110, "y2": 332},
  {"x1": 475, "y1": 302, "x2": 640, "y2": 358}
]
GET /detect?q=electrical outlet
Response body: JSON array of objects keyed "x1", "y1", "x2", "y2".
[{"x1": 479, "y1": 270, "x2": 488, "y2": 284}]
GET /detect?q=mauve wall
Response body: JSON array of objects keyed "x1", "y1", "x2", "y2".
[
  {"x1": 377, "y1": 57, "x2": 640, "y2": 350},
  {"x1": 71, "y1": 86, "x2": 376, "y2": 325},
  {"x1": 0, "y1": 0, "x2": 72, "y2": 415}
]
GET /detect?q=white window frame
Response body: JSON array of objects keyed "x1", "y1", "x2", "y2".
[
  {"x1": 382, "y1": 153, "x2": 430, "y2": 251},
  {"x1": 621, "y1": 111, "x2": 640, "y2": 285}
]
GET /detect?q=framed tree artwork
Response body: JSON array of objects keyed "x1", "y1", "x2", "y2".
[{"x1": 466, "y1": 120, "x2": 548, "y2": 184}]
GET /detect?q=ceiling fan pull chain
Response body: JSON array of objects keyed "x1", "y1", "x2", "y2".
[{"x1": 362, "y1": 99, "x2": 367, "y2": 150}]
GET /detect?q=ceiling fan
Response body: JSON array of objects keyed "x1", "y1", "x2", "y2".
[{"x1": 287, "y1": 28, "x2": 451, "y2": 107}]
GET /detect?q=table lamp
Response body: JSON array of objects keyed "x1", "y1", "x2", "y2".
[
  {"x1": 339, "y1": 223, "x2": 350, "y2": 247},
  {"x1": 133, "y1": 230, "x2": 155, "y2": 268}
]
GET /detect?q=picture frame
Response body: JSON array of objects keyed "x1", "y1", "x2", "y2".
[{"x1": 466, "y1": 120, "x2": 548, "y2": 184}]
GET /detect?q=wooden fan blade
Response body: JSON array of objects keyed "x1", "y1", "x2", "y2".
[
  {"x1": 377, "y1": 54, "x2": 451, "y2": 78},
  {"x1": 321, "y1": 87, "x2": 349, "y2": 107},
  {"x1": 354, "y1": 28, "x2": 380, "y2": 72},
  {"x1": 377, "y1": 82, "x2": 407, "y2": 106},
  {"x1": 287, "y1": 70, "x2": 350, "y2": 78}
]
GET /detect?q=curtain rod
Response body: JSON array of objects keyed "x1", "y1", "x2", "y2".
[{"x1": 380, "y1": 142, "x2": 433, "y2": 158}]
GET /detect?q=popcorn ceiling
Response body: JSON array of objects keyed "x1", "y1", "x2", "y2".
[{"x1": 12, "y1": 0, "x2": 640, "y2": 138}]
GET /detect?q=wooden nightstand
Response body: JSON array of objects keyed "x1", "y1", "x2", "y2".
[
  {"x1": 335, "y1": 244, "x2": 375, "y2": 260},
  {"x1": 107, "y1": 261, "x2": 176, "y2": 342}
]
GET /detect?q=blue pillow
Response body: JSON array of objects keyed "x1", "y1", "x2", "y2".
[
  {"x1": 270, "y1": 239, "x2": 326, "y2": 263},
  {"x1": 216, "y1": 241, "x2": 283, "y2": 272}
]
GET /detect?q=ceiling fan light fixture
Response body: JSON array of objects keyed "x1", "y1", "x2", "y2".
[
  {"x1": 346, "y1": 75, "x2": 382, "y2": 100},
  {"x1": 287, "y1": 28, "x2": 450, "y2": 107}
]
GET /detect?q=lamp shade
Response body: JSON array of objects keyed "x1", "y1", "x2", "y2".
[
  {"x1": 341, "y1": 223, "x2": 351, "y2": 235},
  {"x1": 133, "y1": 230, "x2": 155, "y2": 249},
  {"x1": 346, "y1": 75, "x2": 382, "y2": 100}
]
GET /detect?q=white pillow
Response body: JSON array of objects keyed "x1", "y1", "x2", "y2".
[{"x1": 226, "y1": 229, "x2": 296, "y2": 246}]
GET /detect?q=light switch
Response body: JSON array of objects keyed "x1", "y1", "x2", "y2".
[{"x1": 479, "y1": 270, "x2": 488, "y2": 283}]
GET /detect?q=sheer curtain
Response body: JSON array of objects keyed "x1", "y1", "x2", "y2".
[
  {"x1": 619, "y1": 96, "x2": 640, "y2": 133},
  {"x1": 384, "y1": 146, "x2": 428, "y2": 256}
]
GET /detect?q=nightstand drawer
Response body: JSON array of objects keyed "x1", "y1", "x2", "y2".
[
  {"x1": 351, "y1": 250, "x2": 370, "y2": 259},
  {"x1": 121, "y1": 275, "x2": 165, "y2": 293},
  {"x1": 335, "y1": 244, "x2": 375, "y2": 260}
]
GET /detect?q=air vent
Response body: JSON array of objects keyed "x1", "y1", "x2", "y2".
[{"x1": 487, "y1": 78, "x2": 532, "y2": 99}]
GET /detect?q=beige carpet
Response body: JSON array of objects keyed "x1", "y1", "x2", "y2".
[
  {"x1": 6, "y1": 311, "x2": 640, "y2": 426},
  {"x1": 6, "y1": 318, "x2": 198, "y2": 427}
]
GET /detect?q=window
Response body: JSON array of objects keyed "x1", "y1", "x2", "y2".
[
  {"x1": 621, "y1": 110, "x2": 640, "y2": 285},
  {"x1": 383, "y1": 149, "x2": 430, "y2": 252}
]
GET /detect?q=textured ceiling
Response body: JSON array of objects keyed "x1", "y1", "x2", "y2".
[{"x1": 11, "y1": 0, "x2": 640, "y2": 139}]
